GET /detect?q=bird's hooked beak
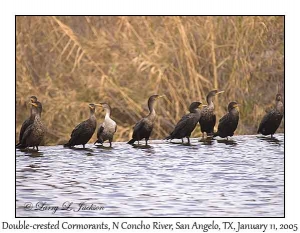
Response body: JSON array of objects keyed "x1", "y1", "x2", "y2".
[
  {"x1": 89, "y1": 104, "x2": 97, "y2": 109},
  {"x1": 95, "y1": 103, "x2": 104, "y2": 111},
  {"x1": 29, "y1": 102, "x2": 38, "y2": 107},
  {"x1": 30, "y1": 98, "x2": 35, "y2": 103},
  {"x1": 198, "y1": 103, "x2": 204, "y2": 108},
  {"x1": 201, "y1": 104, "x2": 207, "y2": 108},
  {"x1": 157, "y1": 95, "x2": 165, "y2": 99},
  {"x1": 232, "y1": 103, "x2": 240, "y2": 111},
  {"x1": 216, "y1": 90, "x2": 224, "y2": 95}
]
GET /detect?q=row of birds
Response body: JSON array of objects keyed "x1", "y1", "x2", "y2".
[{"x1": 16, "y1": 90, "x2": 284, "y2": 151}]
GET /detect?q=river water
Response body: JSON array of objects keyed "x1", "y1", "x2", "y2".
[{"x1": 16, "y1": 134, "x2": 284, "y2": 217}]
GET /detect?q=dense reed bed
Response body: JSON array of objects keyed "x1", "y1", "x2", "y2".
[{"x1": 16, "y1": 16, "x2": 284, "y2": 145}]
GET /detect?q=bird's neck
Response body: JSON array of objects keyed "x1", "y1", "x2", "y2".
[
  {"x1": 194, "y1": 109, "x2": 201, "y2": 118},
  {"x1": 105, "y1": 109, "x2": 111, "y2": 120},
  {"x1": 89, "y1": 111, "x2": 97, "y2": 127},
  {"x1": 148, "y1": 101, "x2": 156, "y2": 120},
  {"x1": 207, "y1": 96, "x2": 214, "y2": 109},
  {"x1": 191, "y1": 108, "x2": 200, "y2": 114},
  {"x1": 32, "y1": 108, "x2": 41, "y2": 118},
  {"x1": 230, "y1": 108, "x2": 239, "y2": 115},
  {"x1": 148, "y1": 109, "x2": 156, "y2": 120},
  {"x1": 30, "y1": 111, "x2": 36, "y2": 120},
  {"x1": 276, "y1": 100, "x2": 284, "y2": 113},
  {"x1": 34, "y1": 113, "x2": 42, "y2": 123},
  {"x1": 90, "y1": 109, "x2": 96, "y2": 119}
]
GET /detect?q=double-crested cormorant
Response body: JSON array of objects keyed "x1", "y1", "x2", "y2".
[
  {"x1": 165, "y1": 102, "x2": 203, "y2": 144},
  {"x1": 94, "y1": 103, "x2": 117, "y2": 147},
  {"x1": 17, "y1": 101, "x2": 45, "y2": 151},
  {"x1": 64, "y1": 103, "x2": 100, "y2": 148},
  {"x1": 257, "y1": 94, "x2": 284, "y2": 138},
  {"x1": 16, "y1": 96, "x2": 39, "y2": 148},
  {"x1": 213, "y1": 101, "x2": 239, "y2": 140},
  {"x1": 127, "y1": 94, "x2": 165, "y2": 145},
  {"x1": 199, "y1": 90, "x2": 224, "y2": 138}
]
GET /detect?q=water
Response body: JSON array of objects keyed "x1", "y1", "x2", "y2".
[{"x1": 16, "y1": 134, "x2": 284, "y2": 217}]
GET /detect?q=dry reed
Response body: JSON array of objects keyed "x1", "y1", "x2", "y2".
[{"x1": 16, "y1": 16, "x2": 284, "y2": 145}]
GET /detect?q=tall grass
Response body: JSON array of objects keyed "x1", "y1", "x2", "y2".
[{"x1": 16, "y1": 16, "x2": 284, "y2": 145}]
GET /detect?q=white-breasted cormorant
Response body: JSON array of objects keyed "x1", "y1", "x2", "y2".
[{"x1": 94, "y1": 103, "x2": 117, "y2": 147}]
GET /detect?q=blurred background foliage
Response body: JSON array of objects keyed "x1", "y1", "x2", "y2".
[{"x1": 16, "y1": 16, "x2": 284, "y2": 145}]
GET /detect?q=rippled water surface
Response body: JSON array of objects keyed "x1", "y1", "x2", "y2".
[{"x1": 16, "y1": 134, "x2": 284, "y2": 217}]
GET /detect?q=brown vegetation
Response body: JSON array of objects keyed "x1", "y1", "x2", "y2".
[{"x1": 16, "y1": 16, "x2": 284, "y2": 145}]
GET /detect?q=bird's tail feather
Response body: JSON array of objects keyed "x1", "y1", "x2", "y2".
[
  {"x1": 63, "y1": 142, "x2": 70, "y2": 148},
  {"x1": 94, "y1": 139, "x2": 103, "y2": 145},
  {"x1": 127, "y1": 139, "x2": 135, "y2": 144},
  {"x1": 16, "y1": 143, "x2": 26, "y2": 149}
]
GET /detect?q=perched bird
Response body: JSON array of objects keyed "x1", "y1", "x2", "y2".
[
  {"x1": 165, "y1": 102, "x2": 203, "y2": 144},
  {"x1": 199, "y1": 90, "x2": 224, "y2": 138},
  {"x1": 213, "y1": 101, "x2": 239, "y2": 140},
  {"x1": 94, "y1": 103, "x2": 117, "y2": 147},
  {"x1": 64, "y1": 104, "x2": 100, "y2": 148},
  {"x1": 16, "y1": 96, "x2": 40, "y2": 148},
  {"x1": 257, "y1": 94, "x2": 284, "y2": 138},
  {"x1": 16, "y1": 101, "x2": 45, "y2": 151},
  {"x1": 128, "y1": 95, "x2": 165, "y2": 145}
]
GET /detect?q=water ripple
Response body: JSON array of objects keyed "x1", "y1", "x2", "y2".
[{"x1": 16, "y1": 134, "x2": 284, "y2": 217}]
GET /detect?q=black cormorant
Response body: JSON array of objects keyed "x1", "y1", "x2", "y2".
[
  {"x1": 127, "y1": 95, "x2": 165, "y2": 145},
  {"x1": 17, "y1": 101, "x2": 45, "y2": 151},
  {"x1": 213, "y1": 101, "x2": 239, "y2": 140},
  {"x1": 165, "y1": 101, "x2": 203, "y2": 144},
  {"x1": 64, "y1": 103, "x2": 100, "y2": 148},
  {"x1": 94, "y1": 103, "x2": 117, "y2": 147},
  {"x1": 16, "y1": 96, "x2": 40, "y2": 148},
  {"x1": 199, "y1": 90, "x2": 224, "y2": 138},
  {"x1": 257, "y1": 94, "x2": 284, "y2": 138}
]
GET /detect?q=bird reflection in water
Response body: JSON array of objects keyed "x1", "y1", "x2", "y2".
[
  {"x1": 132, "y1": 144, "x2": 152, "y2": 149},
  {"x1": 257, "y1": 136, "x2": 281, "y2": 145},
  {"x1": 217, "y1": 139, "x2": 237, "y2": 146},
  {"x1": 199, "y1": 137, "x2": 214, "y2": 145},
  {"x1": 94, "y1": 144, "x2": 114, "y2": 150},
  {"x1": 69, "y1": 147, "x2": 94, "y2": 152},
  {"x1": 22, "y1": 149, "x2": 44, "y2": 158}
]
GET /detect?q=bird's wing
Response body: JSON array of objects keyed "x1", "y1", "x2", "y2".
[
  {"x1": 19, "y1": 117, "x2": 33, "y2": 142},
  {"x1": 212, "y1": 114, "x2": 216, "y2": 128},
  {"x1": 132, "y1": 119, "x2": 146, "y2": 138},
  {"x1": 258, "y1": 110, "x2": 274, "y2": 133},
  {"x1": 172, "y1": 114, "x2": 194, "y2": 134},
  {"x1": 70, "y1": 120, "x2": 89, "y2": 138},
  {"x1": 97, "y1": 123, "x2": 105, "y2": 138},
  {"x1": 217, "y1": 113, "x2": 229, "y2": 131},
  {"x1": 219, "y1": 113, "x2": 229, "y2": 124},
  {"x1": 21, "y1": 124, "x2": 34, "y2": 144}
]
